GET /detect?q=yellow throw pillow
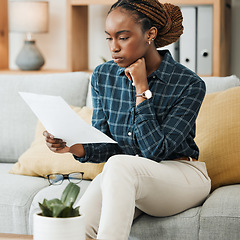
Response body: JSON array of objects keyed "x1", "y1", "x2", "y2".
[
  {"x1": 10, "y1": 107, "x2": 105, "y2": 180},
  {"x1": 195, "y1": 87, "x2": 240, "y2": 191}
]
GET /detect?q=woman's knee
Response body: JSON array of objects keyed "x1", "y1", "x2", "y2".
[
  {"x1": 106, "y1": 154, "x2": 125, "y2": 165},
  {"x1": 101, "y1": 155, "x2": 139, "y2": 186},
  {"x1": 104, "y1": 154, "x2": 136, "y2": 174}
]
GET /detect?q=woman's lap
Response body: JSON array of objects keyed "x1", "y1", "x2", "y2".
[{"x1": 77, "y1": 154, "x2": 211, "y2": 239}]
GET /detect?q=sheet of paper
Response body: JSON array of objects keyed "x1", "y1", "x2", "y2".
[{"x1": 19, "y1": 92, "x2": 117, "y2": 146}]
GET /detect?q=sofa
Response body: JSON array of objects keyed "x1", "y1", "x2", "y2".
[{"x1": 0, "y1": 71, "x2": 240, "y2": 240}]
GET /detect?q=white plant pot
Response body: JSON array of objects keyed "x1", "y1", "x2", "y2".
[{"x1": 33, "y1": 213, "x2": 85, "y2": 240}]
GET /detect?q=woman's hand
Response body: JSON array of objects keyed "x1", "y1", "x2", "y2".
[
  {"x1": 125, "y1": 58, "x2": 149, "y2": 105},
  {"x1": 125, "y1": 57, "x2": 149, "y2": 94},
  {"x1": 43, "y1": 131, "x2": 70, "y2": 154},
  {"x1": 43, "y1": 131, "x2": 85, "y2": 157}
]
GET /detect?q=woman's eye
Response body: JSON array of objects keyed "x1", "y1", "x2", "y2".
[
  {"x1": 119, "y1": 37, "x2": 129, "y2": 40},
  {"x1": 106, "y1": 37, "x2": 112, "y2": 41}
]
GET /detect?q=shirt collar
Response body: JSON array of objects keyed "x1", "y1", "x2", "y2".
[
  {"x1": 151, "y1": 50, "x2": 176, "y2": 84},
  {"x1": 117, "y1": 66, "x2": 125, "y2": 76}
]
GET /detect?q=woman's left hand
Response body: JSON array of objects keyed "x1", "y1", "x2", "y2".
[{"x1": 125, "y1": 58, "x2": 149, "y2": 94}]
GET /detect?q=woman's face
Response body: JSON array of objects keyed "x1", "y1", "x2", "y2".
[{"x1": 105, "y1": 8, "x2": 149, "y2": 68}]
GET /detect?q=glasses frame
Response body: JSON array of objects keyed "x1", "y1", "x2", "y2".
[{"x1": 46, "y1": 172, "x2": 84, "y2": 185}]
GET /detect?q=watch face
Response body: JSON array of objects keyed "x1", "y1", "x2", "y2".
[{"x1": 145, "y1": 90, "x2": 152, "y2": 99}]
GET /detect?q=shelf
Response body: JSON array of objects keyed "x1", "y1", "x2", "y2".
[
  {"x1": 70, "y1": 0, "x2": 216, "y2": 6},
  {"x1": 66, "y1": 0, "x2": 231, "y2": 76},
  {"x1": 71, "y1": 0, "x2": 115, "y2": 5},
  {"x1": 1, "y1": 0, "x2": 231, "y2": 76},
  {"x1": 0, "y1": 69, "x2": 69, "y2": 75},
  {"x1": 0, "y1": 0, "x2": 8, "y2": 70}
]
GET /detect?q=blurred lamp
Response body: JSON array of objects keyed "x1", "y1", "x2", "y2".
[{"x1": 9, "y1": 1, "x2": 49, "y2": 70}]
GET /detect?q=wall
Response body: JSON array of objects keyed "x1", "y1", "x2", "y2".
[
  {"x1": 8, "y1": 0, "x2": 240, "y2": 78},
  {"x1": 88, "y1": 5, "x2": 111, "y2": 70},
  {"x1": 231, "y1": 0, "x2": 240, "y2": 78}
]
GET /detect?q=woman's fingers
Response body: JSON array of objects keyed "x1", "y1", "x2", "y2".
[
  {"x1": 46, "y1": 141, "x2": 67, "y2": 151},
  {"x1": 124, "y1": 68, "x2": 132, "y2": 81},
  {"x1": 43, "y1": 130, "x2": 69, "y2": 152},
  {"x1": 43, "y1": 131, "x2": 62, "y2": 143},
  {"x1": 43, "y1": 130, "x2": 54, "y2": 139}
]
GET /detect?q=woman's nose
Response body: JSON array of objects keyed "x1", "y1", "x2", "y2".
[{"x1": 110, "y1": 40, "x2": 120, "y2": 52}]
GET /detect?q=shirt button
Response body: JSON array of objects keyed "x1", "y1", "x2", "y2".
[
  {"x1": 153, "y1": 76, "x2": 156, "y2": 79},
  {"x1": 128, "y1": 132, "x2": 132, "y2": 136}
]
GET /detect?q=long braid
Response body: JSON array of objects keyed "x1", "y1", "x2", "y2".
[{"x1": 109, "y1": 0, "x2": 183, "y2": 48}]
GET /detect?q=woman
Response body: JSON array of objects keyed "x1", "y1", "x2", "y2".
[{"x1": 44, "y1": 0, "x2": 211, "y2": 239}]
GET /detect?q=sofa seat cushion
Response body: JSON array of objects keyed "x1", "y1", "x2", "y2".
[
  {"x1": 195, "y1": 86, "x2": 240, "y2": 191},
  {"x1": 0, "y1": 163, "x2": 49, "y2": 234},
  {"x1": 199, "y1": 185, "x2": 240, "y2": 240},
  {"x1": 0, "y1": 72, "x2": 89, "y2": 163},
  {"x1": 130, "y1": 207, "x2": 201, "y2": 240}
]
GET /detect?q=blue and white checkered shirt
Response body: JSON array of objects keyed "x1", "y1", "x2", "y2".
[{"x1": 75, "y1": 50, "x2": 206, "y2": 163}]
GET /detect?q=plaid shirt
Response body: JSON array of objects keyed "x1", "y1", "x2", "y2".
[{"x1": 75, "y1": 50, "x2": 206, "y2": 163}]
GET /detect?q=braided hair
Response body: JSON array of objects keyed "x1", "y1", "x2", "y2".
[{"x1": 108, "y1": 0, "x2": 183, "y2": 48}]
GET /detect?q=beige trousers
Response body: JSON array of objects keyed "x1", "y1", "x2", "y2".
[{"x1": 77, "y1": 154, "x2": 211, "y2": 240}]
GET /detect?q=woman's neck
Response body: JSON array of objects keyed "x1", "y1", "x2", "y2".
[{"x1": 145, "y1": 49, "x2": 163, "y2": 76}]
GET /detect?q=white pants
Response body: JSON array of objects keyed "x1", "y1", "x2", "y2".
[{"x1": 77, "y1": 154, "x2": 211, "y2": 240}]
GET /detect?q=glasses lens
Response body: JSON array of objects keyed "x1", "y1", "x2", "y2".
[
  {"x1": 68, "y1": 172, "x2": 83, "y2": 184},
  {"x1": 48, "y1": 174, "x2": 64, "y2": 185}
]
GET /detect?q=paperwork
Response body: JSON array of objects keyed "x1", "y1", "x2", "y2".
[{"x1": 19, "y1": 92, "x2": 116, "y2": 146}]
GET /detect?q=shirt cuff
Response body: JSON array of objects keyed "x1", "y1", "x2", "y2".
[
  {"x1": 73, "y1": 144, "x2": 94, "y2": 163},
  {"x1": 135, "y1": 99, "x2": 156, "y2": 124}
]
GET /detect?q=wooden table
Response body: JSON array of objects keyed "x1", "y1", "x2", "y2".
[
  {"x1": 0, "y1": 233, "x2": 32, "y2": 239},
  {"x1": 0, "y1": 233, "x2": 96, "y2": 240}
]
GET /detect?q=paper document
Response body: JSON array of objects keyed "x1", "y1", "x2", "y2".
[{"x1": 19, "y1": 92, "x2": 117, "y2": 146}]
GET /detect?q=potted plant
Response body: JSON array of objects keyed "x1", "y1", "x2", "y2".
[{"x1": 33, "y1": 182, "x2": 85, "y2": 240}]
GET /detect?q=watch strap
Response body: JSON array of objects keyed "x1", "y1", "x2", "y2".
[{"x1": 136, "y1": 89, "x2": 152, "y2": 99}]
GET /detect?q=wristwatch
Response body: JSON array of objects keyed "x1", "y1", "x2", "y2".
[{"x1": 136, "y1": 89, "x2": 152, "y2": 99}]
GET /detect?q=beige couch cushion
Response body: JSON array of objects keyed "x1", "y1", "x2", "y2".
[{"x1": 196, "y1": 87, "x2": 240, "y2": 191}]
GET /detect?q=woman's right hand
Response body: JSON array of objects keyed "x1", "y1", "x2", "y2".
[
  {"x1": 43, "y1": 131, "x2": 70, "y2": 154},
  {"x1": 43, "y1": 131, "x2": 85, "y2": 157}
]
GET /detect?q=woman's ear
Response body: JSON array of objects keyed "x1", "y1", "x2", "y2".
[{"x1": 147, "y1": 26, "x2": 158, "y2": 42}]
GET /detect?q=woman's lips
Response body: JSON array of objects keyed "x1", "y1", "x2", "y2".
[{"x1": 113, "y1": 57, "x2": 123, "y2": 63}]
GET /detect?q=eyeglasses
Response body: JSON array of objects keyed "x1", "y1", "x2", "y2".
[{"x1": 46, "y1": 172, "x2": 84, "y2": 185}]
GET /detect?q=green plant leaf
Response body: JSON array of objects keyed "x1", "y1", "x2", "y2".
[
  {"x1": 100, "y1": 56, "x2": 107, "y2": 63},
  {"x1": 45, "y1": 199, "x2": 62, "y2": 210},
  {"x1": 46, "y1": 199, "x2": 65, "y2": 217},
  {"x1": 72, "y1": 206, "x2": 80, "y2": 217},
  {"x1": 38, "y1": 182, "x2": 81, "y2": 218},
  {"x1": 60, "y1": 206, "x2": 71, "y2": 218},
  {"x1": 61, "y1": 182, "x2": 80, "y2": 208},
  {"x1": 38, "y1": 201, "x2": 52, "y2": 217},
  {"x1": 52, "y1": 203, "x2": 67, "y2": 217}
]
